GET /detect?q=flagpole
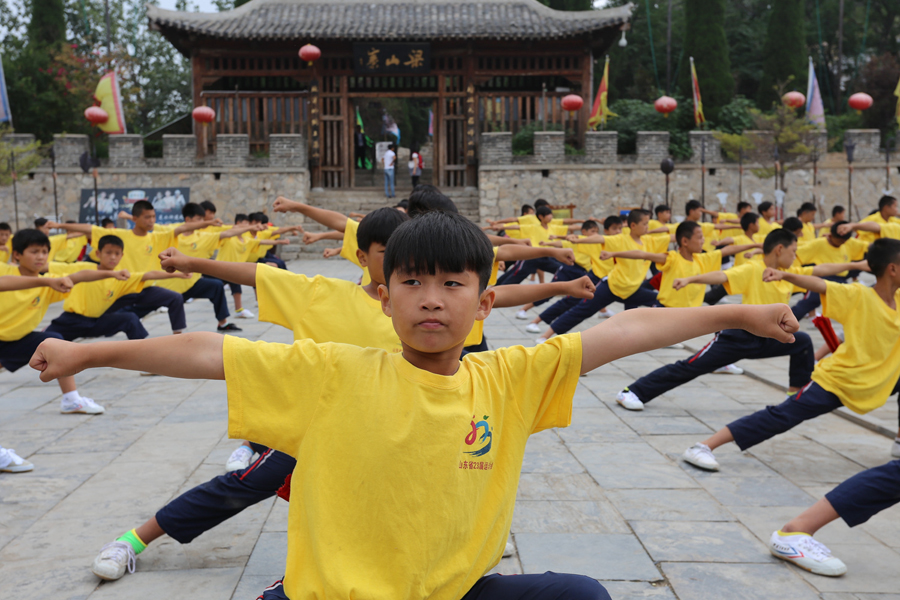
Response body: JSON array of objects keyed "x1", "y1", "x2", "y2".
[
  {"x1": 10, "y1": 150, "x2": 18, "y2": 231},
  {"x1": 50, "y1": 148, "x2": 59, "y2": 221}
]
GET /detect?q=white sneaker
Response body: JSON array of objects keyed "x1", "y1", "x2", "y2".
[
  {"x1": 616, "y1": 388, "x2": 644, "y2": 411},
  {"x1": 713, "y1": 364, "x2": 744, "y2": 375},
  {"x1": 682, "y1": 443, "x2": 720, "y2": 471},
  {"x1": 891, "y1": 437, "x2": 900, "y2": 458},
  {"x1": 60, "y1": 396, "x2": 105, "y2": 414},
  {"x1": 92, "y1": 541, "x2": 137, "y2": 581},
  {"x1": 515, "y1": 310, "x2": 529, "y2": 320},
  {"x1": 185, "y1": 298, "x2": 194, "y2": 304},
  {"x1": 535, "y1": 337, "x2": 548, "y2": 345},
  {"x1": 234, "y1": 308, "x2": 255, "y2": 319},
  {"x1": 597, "y1": 307, "x2": 616, "y2": 318},
  {"x1": 0, "y1": 447, "x2": 34, "y2": 473},
  {"x1": 503, "y1": 540, "x2": 515, "y2": 557},
  {"x1": 768, "y1": 531, "x2": 847, "y2": 576},
  {"x1": 525, "y1": 323, "x2": 542, "y2": 333},
  {"x1": 226, "y1": 445, "x2": 254, "y2": 472}
]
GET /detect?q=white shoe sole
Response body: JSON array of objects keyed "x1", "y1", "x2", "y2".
[
  {"x1": 616, "y1": 398, "x2": 644, "y2": 411},
  {"x1": 683, "y1": 454, "x2": 719, "y2": 471},
  {"x1": 769, "y1": 549, "x2": 847, "y2": 577},
  {"x1": 0, "y1": 462, "x2": 34, "y2": 473},
  {"x1": 60, "y1": 406, "x2": 105, "y2": 415}
]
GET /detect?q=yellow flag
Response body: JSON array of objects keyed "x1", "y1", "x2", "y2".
[
  {"x1": 894, "y1": 74, "x2": 900, "y2": 129},
  {"x1": 94, "y1": 72, "x2": 126, "y2": 134},
  {"x1": 690, "y1": 57, "x2": 705, "y2": 127},
  {"x1": 588, "y1": 56, "x2": 616, "y2": 129}
]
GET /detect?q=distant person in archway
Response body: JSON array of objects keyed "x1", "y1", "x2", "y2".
[
  {"x1": 409, "y1": 143, "x2": 423, "y2": 188},
  {"x1": 382, "y1": 142, "x2": 396, "y2": 199},
  {"x1": 354, "y1": 125, "x2": 367, "y2": 170}
]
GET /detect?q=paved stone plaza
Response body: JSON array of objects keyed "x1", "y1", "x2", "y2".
[{"x1": 1, "y1": 259, "x2": 899, "y2": 600}]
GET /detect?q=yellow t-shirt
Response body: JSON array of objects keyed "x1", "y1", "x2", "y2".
[
  {"x1": 51, "y1": 235, "x2": 87, "y2": 263},
  {"x1": 90, "y1": 226, "x2": 174, "y2": 274},
  {"x1": 818, "y1": 219, "x2": 833, "y2": 238},
  {"x1": 519, "y1": 224, "x2": 568, "y2": 247},
  {"x1": 724, "y1": 261, "x2": 813, "y2": 305},
  {"x1": 604, "y1": 233, "x2": 670, "y2": 298},
  {"x1": 795, "y1": 237, "x2": 867, "y2": 277},
  {"x1": 731, "y1": 234, "x2": 761, "y2": 268},
  {"x1": 217, "y1": 232, "x2": 261, "y2": 263},
  {"x1": 875, "y1": 222, "x2": 900, "y2": 240},
  {"x1": 813, "y1": 282, "x2": 900, "y2": 414},
  {"x1": 515, "y1": 215, "x2": 564, "y2": 227},
  {"x1": 648, "y1": 220, "x2": 677, "y2": 234},
  {"x1": 753, "y1": 219, "x2": 782, "y2": 244},
  {"x1": 0, "y1": 276, "x2": 69, "y2": 341},
  {"x1": 156, "y1": 231, "x2": 221, "y2": 294},
  {"x1": 657, "y1": 250, "x2": 722, "y2": 308},
  {"x1": 716, "y1": 212, "x2": 742, "y2": 240},
  {"x1": 561, "y1": 239, "x2": 593, "y2": 272},
  {"x1": 251, "y1": 227, "x2": 280, "y2": 262},
  {"x1": 46, "y1": 233, "x2": 69, "y2": 262},
  {"x1": 799, "y1": 222, "x2": 816, "y2": 243},
  {"x1": 340, "y1": 217, "x2": 372, "y2": 286},
  {"x1": 0, "y1": 240, "x2": 10, "y2": 263},
  {"x1": 223, "y1": 333, "x2": 580, "y2": 600},
  {"x1": 857, "y1": 213, "x2": 900, "y2": 244},
  {"x1": 464, "y1": 248, "x2": 500, "y2": 347},
  {"x1": 62, "y1": 273, "x2": 146, "y2": 318},
  {"x1": 257, "y1": 265, "x2": 400, "y2": 351}
]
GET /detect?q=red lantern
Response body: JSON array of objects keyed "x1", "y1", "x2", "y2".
[
  {"x1": 782, "y1": 91, "x2": 806, "y2": 108},
  {"x1": 299, "y1": 44, "x2": 321, "y2": 65},
  {"x1": 560, "y1": 94, "x2": 583, "y2": 113},
  {"x1": 848, "y1": 93, "x2": 873, "y2": 112},
  {"x1": 84, "y1": 106, "x2": 109, "y2": 125},
  {"x1": 192, "y1": 106, "x2": 216, "y2": 123},
  {"x1": 654, "y1": 96, "x2": 677, "y2": 117}
]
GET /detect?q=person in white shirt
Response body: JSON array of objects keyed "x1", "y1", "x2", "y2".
[{"x1": 382, "y1": 143, "x2": 396, "y2": 199}]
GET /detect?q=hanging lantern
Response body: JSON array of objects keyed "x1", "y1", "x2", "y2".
[
  {"x1": 84, "y1": 106, "x2": 109, "y2": 126},
  {"x1": 781, "y1": 91, "x2": 806, "y2": 108},
  {"x1": 848, "y1": 93, "x2": 873, "y2": 113},
  {"x1": 654, "y1": 96, "x2": 677, "y2": 118},
  {"x1": 299, "y1": 44, "x2": 321, "y2": 66},
  {"x1": 560, "y1": 94, "x2": 583, "y2": 113},
  {"x1": 192, "y1": 106, "x2": 216, "y2": 123}
]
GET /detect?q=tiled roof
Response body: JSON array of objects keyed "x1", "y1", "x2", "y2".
[{"x1": 148, "y1": 0, "x2": 632, "y2": 46}]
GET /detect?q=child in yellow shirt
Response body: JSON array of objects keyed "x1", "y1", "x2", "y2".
[
  {"x1": 32, "y1": 210, "x2": 798, "y2": 600},
  {"x1": 0, "y1": 222, "x2": 11, "y2": 264}
]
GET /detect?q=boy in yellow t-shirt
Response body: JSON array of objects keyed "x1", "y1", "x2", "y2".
[
  {"x1": 617, "y1": 229, "x2": 866, "y2": 413},
  {"x1": 753, "y1": 201, "x2": 782, "y2": 243},
  {"x1": 32, "y1": 210, "x2": 798, "y2": 600},
  {"x1": 493, "y1": 206, "x2": 573, "y2": 285},
  {"x1": 856, "y1": 195, "x2": 899, "y2": 244},
  {"x1": 817, "y1": 205, "x2": 847, "y2": 238},
  {"x1": 796, "y1": 202, "x2": 818, "y2": 242},
  {"x1": 0, "y1": 222, "x2": 11, "y2": 263}
]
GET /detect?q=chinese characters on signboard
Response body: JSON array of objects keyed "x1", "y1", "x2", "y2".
[
  {"x1": 309, "y1": 79, "x2": 320, "y2": 165},
  {"x1": 353, "y1": 43, "x2": 431, "y2": 75},
  {"x1": 466, "y1": 83, "x2": 476, "y2": 165}
]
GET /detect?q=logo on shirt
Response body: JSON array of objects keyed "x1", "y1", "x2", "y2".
[
  {"x1": 105, "y1": 290, "x2": 115, "y2": 300},
  {"x1": 144, "y1": 244, "x2": 154, "y2": 255},
  {"x1": 190, "y1": 242, "x2": 198, "y2": 250},
  {"x1": 30, "y1": 295, "x2": 41, "y2": 308},
  {"x1": 464, "y1": 415, "x2": 493, "y2": 457}
]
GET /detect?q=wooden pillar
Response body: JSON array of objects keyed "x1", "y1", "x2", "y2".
[
  {"x1": 578, "y1": 44, "x2": 592, "y2": 151},
  {"x1": 436, "y1": 73, "x2": 445, "y2": 188},
  {"x1": 344, "y1": 75, "x2": 353, "y2": 188},
  {"x1": 464, "y1": 46, "x2": 477, "y2": 188},
  {"x1": 192, "y1": 53, "x2": 205, "y2": 158},
  {"x1": 309, "y1": 66, "x2": 321, "y2": 189}
]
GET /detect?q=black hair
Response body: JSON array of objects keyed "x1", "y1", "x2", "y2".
[
  {"x1": 869, "y1": 207, "x2": 880, "y2": 216},
  {"x1": 0, "y1": 222, "x2": 10, "y2": 231},
  {"x1": 603, "y1": 215, "x2": 623, "y2": 230},
  {"x1": 879, "y1": 195, "x2": 897, "y2": 211},
  {"x1": 534, "y1": 199, "x2": 550, "y2": 209},
  {"x1": 685, "y1": 200, "x2": 702, "y2": 214},
  {"x1": 98, "y1": 235, "x2": 125, "y2": 251},
  {"x1": 12, "y1": 229, "x2": 49, "y2": 254},
  {"x1": 758, "y1": 201, "x2": 774, "y2": 214},
  {"x1": 65, "y1": 219, "x2": 76, "y2": 224},
  {"x1": 235, "y1": 213, "x2": 249, "y2": 223},
  {"x1": 763, "y1": 229, "x2": 797, "y2": 254},
  {"x1": 740, "y1": 212, "x2": 759, "y2": 231},
  {"x1": 832, "y1": 205, "x2": 846, "y2": 218},
  {"x1": 200, "y1": 200, "x2": 217, "y2": 214},
  {"x1": 520, "y1": 204, "x2": 534, "y2": 215},
  {"x1": 101, "y1": 217, "x2": 115, "y2": 227},
  {"x1": 797, "y1": 202, "x2": 816, "y2": 216},
  {"x1": 737, "y1": 201, "x2": 751, "y2": 213},
  {"x1": 535, "y1": 206, "x2": 553, "y2": 218},
  {"x1": 675, "y1": 221, "x2": 701, "y2": 246},
  {"x1": 182, "y1": 202, "x2": 206, "y2": 220},
  {"x1": 383, "y1": 211, "x2": 494, "y2": 292},
  {"x1": 867, "y1": 238, "x2": 900, "y2": 277},
  {"x1": 395, "y1": 199, "x2": 409, "y2": 211},
  {"x1": 132, "y1": 200, "x2": 154, "y2": 217},
  {"x1": 581, "y1": 219, "x2": 599, "y2": 232},
  {"x1": 34, "y1": 217, "x2": 49, "y2": 228},
  {"x1": 654, "y1": 204, "x2": 671, "y2": 216},
  {"x1": 357, "y1": 207, "x2": 410, "y2": 252},
  {"x1": 830, "y1": 220, "x2": 852, "y2": 241},
  {"x1": 406, "y1": 185, "x2": 459, "y2": 217},
  {"x1": 249, "y1": 212, "x2": 268, "y2": 224},
  {"x1": 626, "y1": 208, "x2": 649, "y2": 227},
  {"x1": 782, "y1": 216, "x2": 803, "y2": 234}
]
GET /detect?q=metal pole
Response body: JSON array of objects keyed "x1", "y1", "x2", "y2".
[
  {"x1": 541, "y1": 82, "x2": 547, "y2": 132},
  {"x1": 10, "y1": 152, "x2": 18, "y2": 231},
  {"x1": 886, "y1": 142, "x2": 893, "y2": 192},
  {"x1": 50, "y1": 148, "x2": 59, "y2": 221},
  {"x1": 848, "y1": 164, "x2": 853, "y2": 217},
  {"x1": 104, "y1": 0, "x2": 112, "y2": 57},
  {"x1": 836, "y1": 0, "x2": 844, "y2": 114},
  {"x1": 700, "y1": 138, "x2": 706, "y2": 216},
  {"x1": 738, "y1": 148, "x2": 743, "y2": 203},
  {"x1": 665, "y1": 173, "x2": 669, "y2": 205},
  {"x1": 666, "y1": 0, "x2": 672, "y2": 95}
]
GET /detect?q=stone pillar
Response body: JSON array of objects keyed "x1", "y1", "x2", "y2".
[
  {"x1": 636, "y1": 132, "x2": 669, "y2": 163},
  {"x1": 215, "y1": 134, "x2": 249, "y2": 168},
  {"x1": 689, "y1": 131, "x2": 721, "y2": 164},
  {"x1": 534, "y1": 131, "x2": 564, "y2": 164},
  {"x1": 163, "y1": 135, "x2": 197, "y2": 168},
  {"x1": 585, "y1": 131, "x2": 617, "y2": 164},
  {"x1": 269, "y1": 134, "x2": 307, "y2": 168},
  {"x1": 52, "y1": 134, "x2": 89, "y2": 168},
  {"x1": 109, "y1": 134, "x2": 144, "y2": 168},
  {"x1": 479, "y1": 132, "x2": 512, "y2": 165},
  {"x1": 808, "y1": 130, "x2": 828, "y2": 157},
  {"x1": 844, "y1": 129, "x2": 881, "y2": 162}
]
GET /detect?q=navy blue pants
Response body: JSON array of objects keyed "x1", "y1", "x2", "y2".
[
  {"x1": 0, "y1": 331, "x2": 62, "y2": 372},
  {"x1": 826, "y1": 460, "x2": 900, "y2": 527},
  {"x1": 704, "y1": 284, "x2": 728, "y2": 305},
  {"x1": 156, "y1": 443, "x2": 295, "y2": 544},
  {"x1": 496, "y1": 257, "x2": 566, "y2": 286},
  {"x1": 182, "y1": 277, "x2": 230, "y2": 322},
  {"x1": 109, "y1": 287, "x2": 186, "y2": 332},
  {"x1": 259, "y1": 573, "x2": 609, "y2": 600},
  {"x1": 258, "y1": 255, "x2": 287, "y2": 270},
  {"x1": 791, "y1": 275, "x2": 847, "y2": 320},
  {"x1": 538, "y1": 273, "x2": 602, "y2": 324},
  {"x1": 627, "y1": 329, "x2": 814, "y2": 404},
  {"x1": 532, "y1": 264, "x2": 589, "y2": 308},
  {"x1": 203, "y1": 274, "x2": 241, "y2": 296},
  {"x1": 46, "y1": 310, "x2": 148, "y2": 341},
  {"x1": 548, "y1": 278, "x2": 657, "y2": 335}
]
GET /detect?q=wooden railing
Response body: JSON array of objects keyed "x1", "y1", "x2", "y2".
[
  {"x1": 477, "y1": 93, "x2": 582, "y2": 140},
  {"x1": 200, "y1": 91, "x2": 309, "y2": 155}
]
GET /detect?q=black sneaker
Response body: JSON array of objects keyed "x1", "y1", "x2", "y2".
[{"x1": 218, "y1": 323, "x2": 242, "y2": 332}]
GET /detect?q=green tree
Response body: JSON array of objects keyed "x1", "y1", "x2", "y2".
[
  {"x1": 537, "y1": 0, "x2": 592, "y2": 11},
  {"x1": 27, "y1": 0, "x2": 65, "y2": 47},
  {"x1": 757, "y1": 0, "x2": 806, "y2": 109},
  {"x1": 678, "y1": 0, "x2": 733, "y2": 123}
]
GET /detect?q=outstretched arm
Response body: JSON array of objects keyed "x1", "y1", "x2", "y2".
[
  {"x1": 273, "y1": 196, "x2": 348, "y2": 232},
  {"x1": 159, "y1": 249, "x2": 258, "y2": 286},
  {"x1": 69, "y1": 269, "x2": 129, "y2": 284},
  {"x1": 495, "y1": 245, "x2": 575, "y2": 265},
  {"x1": 140, "y1": 270, "x2": 193, "y2": 282},
  {"x1": 173, "y1": 219, "x2": 220, "y2": 237},
  {"x1": 600, "y1": 249, "x2": 667, "y2": 263},
  {"x1": 491, "y1": 276, "x2": 595, "y2": 308},
  {"x1": 30, "y1": 333, "x2": 226, "y2": 382},
  {"x1": 762, "y1": 269, "x2": 828, "y2": 294},
  {"x1": 719, "y1": 243, "x2": 760, "y2": 258},
  {"x1": 811, "y1": 261, "x2": 869, "y2": 277},
  {"x1": 303, "y1": 230, "x2": 344, "y2": 244},
  {"x1": 218, "y1": 224, "x2": 259, "y2": 240},
  {"x1": 0, "y1": 275, "x2": 73, "y2": 293},
  {"x1": 672, "y1": 271, "x2": 728, "y2": 290},
  {"x1": 48, "y1": 221, "x2": 93, "y2": 235},
  {"x1": 487, "y1": 234, "x2": 530, "y2": 247},
  {"x1": 568, "y1": 233, "x2": 605, "y2": 244},
  {"x1": 580, "y1": 304, "x2": 798, "y2": 374},
  {"x1": 837, "y1": 221, "x2": 880, "y2": 236}
]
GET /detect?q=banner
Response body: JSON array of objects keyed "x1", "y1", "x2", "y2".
[
  {"x1": 79, "y1": 187, "x2": 189, "y2": 226},
  {"x1": 690, "y1": 57, "x2": 705, "y2": 127},
  {"x1": 588, "y1": 55, "x2": 616, "y2": 129},
  {"x1": 806, "y1": 57, "x2": 826, "y2": 129},
  {"x1": 0, "y1": 54, "x2": 11, "y2": 125},
  {"x1": 93, "y1": 72, "x2": 126, "y2": 134}
]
